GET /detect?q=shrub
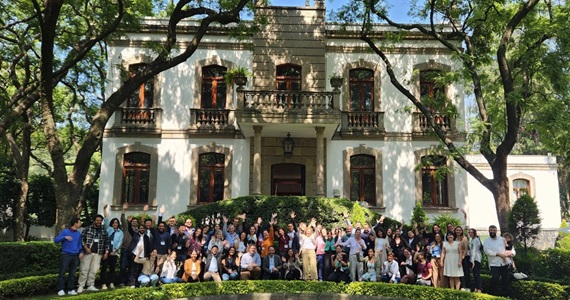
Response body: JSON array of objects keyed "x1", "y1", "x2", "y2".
[
  {"x1": 0, "y1": 241, "x2": 61, "y2": 280},
  {"x1": 411, "y1": 201, "x2": 429, "y2": 229},
  {"x1": 507, "y1": 194, "x2": 541, "y2": 249},
  {"x1": 178, "y1": 196, "x2": 393, "y2": 229},
  {"x1": 0, "y1": 274, "x2": 58, "y2": 298},
  {"x1": 556, "y1": 232, "x2": 570, "y2": 250},
  {"x1": 431, "y1": 213, "x2": 462, "y2": 233}
]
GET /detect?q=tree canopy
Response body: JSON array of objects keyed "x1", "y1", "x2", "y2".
[{"x1": 334, "y1": 0, "x2": 570, "y2": 229}]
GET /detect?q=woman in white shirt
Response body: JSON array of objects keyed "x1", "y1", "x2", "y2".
[{"x1": 160, "y1": 252, "x2": 183, "y2": 284}]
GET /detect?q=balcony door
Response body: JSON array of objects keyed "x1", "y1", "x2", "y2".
[{"x1": 271, "y1": 163, "x2": 305, "y2": 196}]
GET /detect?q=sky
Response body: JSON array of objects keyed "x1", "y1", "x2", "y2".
[{"x1": 270, "y1": 0, "x2": 415, "y2": 23}]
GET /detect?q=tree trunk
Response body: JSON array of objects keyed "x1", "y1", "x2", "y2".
[
  {"x1": 14, "y1": 181, "x2": 29, "y2": 242},
  {"x1": 54, "y1": 183, "x2": 81, "y2": 234},
  {"x1": 491, "y1": 154, "x2": 511, "y2": 231}
]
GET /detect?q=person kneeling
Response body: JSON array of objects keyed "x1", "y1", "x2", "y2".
[
  {"x1": 262, "y1": 246, "x2": 282, "y2": 280},
  {"x1": 380, "y1": 253, "x2": 400, "y2": 283},
  {"x1": 135, "y1": 247, "x2": 161, "y2": 287},
  {"x1": 203, "y1": 245, "x2": 223, "y2": 282}
]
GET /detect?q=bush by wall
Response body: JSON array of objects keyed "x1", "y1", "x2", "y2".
[
  {"x1": 513, "y1": 248, "x2": 570, "y2": 285},
  {"x1": 178, "y1": 196, "x2": 400, "y2": 229},
  {"x1": 0, "y1": 241, "x2": 61, "y2": 280},
  {"x1": 0, "y1": 274, "x2": 57, "y2": 299}
]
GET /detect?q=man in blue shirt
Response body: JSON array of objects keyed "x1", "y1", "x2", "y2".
[{"x1": 54, "y1": 217, "x2": 83, "y2": 296}]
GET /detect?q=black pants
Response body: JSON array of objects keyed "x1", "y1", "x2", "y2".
[
  {"x1": 119, "y1": 249, "x2": 132, "y2": 285},
  {"x1": 57, "y1": 253, "x2": 79, "y2": 291},
  {"x1": 100, "y1": 254, "x2": 118, "y2": 285},
  {"x1": 489, "y1": 265, "x2": 511, "y2": 296},
  {"x1": 472, "y1": 261, "x2": 482, "y2": 290},
  {"x1": 285, "y1": 269, "x2": 301, "y2": 280},
  {"x1": 461, "y1": 255, "x2": 471, "y2": 289},
  {"x1": 327, "y1": 269, "x2": 350, "y2": 283}
]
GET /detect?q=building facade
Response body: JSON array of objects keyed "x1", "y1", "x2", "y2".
[{"x1": 97, "y1": 1, "x2": 560, "y2": 247}]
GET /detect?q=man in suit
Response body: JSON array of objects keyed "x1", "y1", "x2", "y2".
[{"x1": 262, "y1": 246, "x2": 282, "y2": 280}]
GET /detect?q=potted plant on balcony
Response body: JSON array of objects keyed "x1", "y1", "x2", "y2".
[
  {"x1": 329, "y1": 73, "x2": 343, "y2": 89},
  {"x1": 225, "y1": 66, "x2": 251, "y2": 87}
]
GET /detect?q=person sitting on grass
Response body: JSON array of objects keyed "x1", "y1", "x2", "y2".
[
  {"x1": 381, "y1": 253, "x2": 401, "y2": 283},
  {"x1": 160, "y1": 251, "x2": 183, "y2": 284}
]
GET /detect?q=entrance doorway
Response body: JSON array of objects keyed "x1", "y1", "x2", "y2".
[{"x1": 271, "y1": 163, "x2": 305, "y2": 196}]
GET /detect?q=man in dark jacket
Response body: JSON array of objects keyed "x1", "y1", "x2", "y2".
[
  {"x1": 262, "y1": 246, "x2": 282, "y2": 279},
  {"x1": 203, "y1": 245, "x2": 223, "y2": 282}
]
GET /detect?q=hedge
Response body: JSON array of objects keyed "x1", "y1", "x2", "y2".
[
  {"x1": 177, "y1": 196, "x2": 402, "y2": 230},
  {"x1": 0, "y1": 274, "x2": 58, "y2": 299},
  {"x1": 0, "y1": 241, "x2": 61, "y2": 280},
  {"x1": 4, "y1": 275, "x2": 568, "y2": 300},
  {"x1": 512, "y1": 248, "x2": 570, "y2": 285}
]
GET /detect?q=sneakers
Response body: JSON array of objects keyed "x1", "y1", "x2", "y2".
[
  {"x1": 87, "y1": 286, "x2": 99, "y2": 292},
  {"x1": 109, "y1": 283, "x2": 115, "y2": 289},
  {"x1": 77, "y1": 287, "x2": 84, "y2": 294},
  {"x1": 68, "y1": 290, "x2": 78, "y2": 296},
  {"x1": 101, "y1": 284, "x2": 108, "y2": 290},
  {"x1": 58, "y1": 290, "x2": 65, "y2": 296}
]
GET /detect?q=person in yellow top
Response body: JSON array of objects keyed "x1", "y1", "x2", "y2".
[{"x1": 260, "y1": 213, "x2": 277, "y2": 257}]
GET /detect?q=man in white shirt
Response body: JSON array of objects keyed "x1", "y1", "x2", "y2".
[
  {"x1": 483, "y1": 225, "x2": 515, "y2": 296},
  {"x1": 240, "y1": 244, "x2": 262, "y2": 280}
]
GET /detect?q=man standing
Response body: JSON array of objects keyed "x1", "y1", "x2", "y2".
[
  {"x1": 54, "y1": 217, "x2": 83, "y2": 296},
  {"x1": 262, "y1": 246, "x2": 282, "y2": 279},
  {"x1": 119, "y1": 202, "x2": 140, "y2": 287},
  {"x1": 484, "y1": 225, "x2": 515, "y2": 296},
  {"x1": 77, "y1": 214, "x2": 109, "y2": 293}
]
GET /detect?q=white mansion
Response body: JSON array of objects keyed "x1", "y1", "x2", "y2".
[{"x1": 97, "y1": 1, "x2": 560, "y2": 248}]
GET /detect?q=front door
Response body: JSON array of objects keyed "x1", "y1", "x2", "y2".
[{"x1": 271, "y1": 163, "x2": 305, "y2": 196}]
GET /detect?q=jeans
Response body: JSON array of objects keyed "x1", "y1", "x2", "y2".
[
  {"x1": 57, "y1": 253, "x2": 80, "y2": 291},
  {"x1": 119, "y1": 249, "x2": 132, "y2": 285},
  {"x1": 161, "y1": 277, "x2": 183, "y2": 284},
  {"x1": 381, "y1": 274, "x2": 401, "y2": 283},
  {"x1": 222, "y1": 272, "x2": 239, "y2": 280},
  {"x1": 138, "y1": 273, "x2": 159, "y2": 287},
  {"x1": 316, "y1": 254, "x2": 325, "y2": 280}
]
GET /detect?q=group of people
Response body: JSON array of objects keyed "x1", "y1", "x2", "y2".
[{"x1": 54, "y1": 203, "x2": 516, "y2": 297}]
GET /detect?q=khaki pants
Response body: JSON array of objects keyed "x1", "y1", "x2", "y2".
[
  {"x1": 240, "y1": 266, "x2": 261, "y2": 280},
  {"x1": 431, "y1": 257, "x2": 444, "y2": 288},
  {"x1": 203, "y1": 271, "x2": 222, "y2": 282},
  {"x1": 302, "y1": 249, "x2": 317, "y2": 280},
  {"x1": 78, "y1": 253, "x2": 102, "y2": 288}
]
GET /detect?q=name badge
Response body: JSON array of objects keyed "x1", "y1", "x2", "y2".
[
  {"x1": 284, "y1": 245, "x2": 288, "y2": 248},
  {"x1": 177, "y1": 246, "x2": 182, "y2": 250},
  {"x1": 160, "y1": 241, "x2": 166, "y2": 246},
  {"x1": 94, "y1": 239, "x2": 100, "y2": 243}
]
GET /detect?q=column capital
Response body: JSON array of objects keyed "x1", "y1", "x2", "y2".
[
  {"x1": 315, "y1": 126, "x2": 325, "y2": 135},
  {"x1": 253, "y1": 125, "x2": 263, "y2": 134}
]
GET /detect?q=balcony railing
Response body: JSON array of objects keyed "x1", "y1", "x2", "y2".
[
  {"x1": 240, "y1": 90, "x2": 337, "y2": 112},
  {"x1": 189, "y1": 108, "x2": 235, "y2": 130},
  {"x1": 116, "y1": 107, "x2": 162, "y2": 128},
  {"x1": 341, "y1": 111, "x2": 385, "y2": 132},
  {"x1": 413, "y1": 112, "x2": 455, "y2": 133}
]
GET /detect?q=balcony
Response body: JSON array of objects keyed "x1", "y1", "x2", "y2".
[
  {"x1": 340, "y1": 111, "x2": 385, "y2": 136},
  {"x1": 189, "y1": 108, "x2": 236, "y2": 134},
  {"x1": 111, "y1": 107, "x2": 162, "y2": 134},
  {"x1": 412, "y1": 112, "x2": 456, "y2": 135}
]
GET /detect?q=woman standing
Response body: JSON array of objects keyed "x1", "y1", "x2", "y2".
[
  {"x1": 442, "y1": 232, "x2": 464, "y2": 289},
  {"x1": 100, "y1": 210, "x2": 123, "y2": 290},
  {"x1": 455, "y1": 226, "x2": 470, "y2": 290},
  {"x1": 468, "y1": 228, "x2": 483, "y2": 293},
  {"x1": 299, "y1": 219, "x2": 318, "y2": 281},
  {"x1": 323, "y1": 229, "x2": 336, "y2": 279},
  {"x1": 186, "y1": 228, "x2": 203, "y2": 259},
  {"x1": 374, "y1": 229, "x2": 388, "y2": 268},
  {"x1": 429, "y1": 232, "x2": 444, "y2": 288}
]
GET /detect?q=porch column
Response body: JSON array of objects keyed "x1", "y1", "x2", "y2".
[
  {"x1": 252, "y1": 125, "x2": 263, "y2": 195},
  {"x1": 315, "y1": 126, "x2": 325, "y2": 196}
]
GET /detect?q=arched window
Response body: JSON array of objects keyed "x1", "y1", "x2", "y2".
[
  {"x1": 421, "y1": 155, "x2": 448, "y2": 207},
  {"x1": 128, "y1": 63, "x2": 154, "y2": 109},
  {"x1": 201, "y1": 65, "x2": 227, "y2": 109},
  {"x1": 198, "y1": 153, "x2": 225, "y2": 203},
  {"x1": 122, "y1": 152, "x2": 150, "y2": 204},
  {"x1": 512, "y1": 179, "x2": 530, "y2": 200},
  {"x1": 350, "y1": 154, "x2": 375, "y2": 206},
  {"x1": 420, "y1": 70, "x2": 446, "y2": 109},
  {"x1": 349, "y1": 68, "x2": 374, "y2": 112}
]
